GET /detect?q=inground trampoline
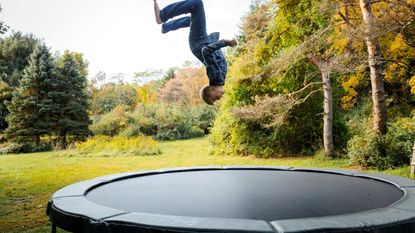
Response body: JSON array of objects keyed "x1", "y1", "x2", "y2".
[{"x1": 47, "y1": 166, "x2": 415, "y2": 233}]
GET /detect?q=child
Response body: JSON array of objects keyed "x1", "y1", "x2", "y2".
[{"x1": 153, "y1": 0, "x2": 237, "y2": 104}]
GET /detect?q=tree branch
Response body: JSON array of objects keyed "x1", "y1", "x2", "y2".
[
  {"x1": 382, "y1": 58, "x2": 415, "y2": 71},
  {"x1": 338, "y1": 11, "x2": 358, "y2": 29}
]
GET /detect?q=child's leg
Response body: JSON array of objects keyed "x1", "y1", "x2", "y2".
[
  {"x1": 159, "y1": 0, "x2": 207, "y2": 39},
  {"x1": 162, "y1": 16, "x2": 191, "y2": 34},
  {"x1": 153, "y1": 0, "x2": 163, "y2": 24},
  {"x1": 188, "y1": 0, "x2": 207, "y2": 40},
  {"x1": 160, "y1": 0, "x2": 199, "y2": 22}
]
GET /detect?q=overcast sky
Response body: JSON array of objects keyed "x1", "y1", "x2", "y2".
[{"x1": 1, "y1": 0, "x2": 251, "y2": 81}]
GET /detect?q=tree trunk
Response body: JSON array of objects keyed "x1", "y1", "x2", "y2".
[
  {"x1": 35, "y1": 136, "x2": 40, "y2": 147},
  {"x1": 321, "y1": 63, "x2": 335, "y2": 157},
  {"x1": 340, "y1": 1, "x2": 354, "y2": 55},
  {"x1": 411, "y1": 141, "x2": 415, "y2": 176},
  {"x1": 359, "y1": 0, "x2": 388, "y2": 134},
  {"x1": 309, "y1": 55, "x2": 335, "y2": 157},
  {"x1": 58, "y1": 131, "x2": 67, "y2": 149}
]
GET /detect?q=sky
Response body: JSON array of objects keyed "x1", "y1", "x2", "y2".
[{"x1": 1, "y1": 0, "x2": 251, "y2": 81}]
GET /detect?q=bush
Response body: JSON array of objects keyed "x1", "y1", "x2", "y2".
[
  {"x1": 348, "y1": 122, "x2": 415, "y2": 170},
  {"x1": 119, "y1": 124, "x2": 142, "y2": 138},
  {"x1": 91, "y1": 103, "x2": 217, "y2": 141},
  {"x1": 119, "y1": 104, "x2": 215, "y2": 141},
  {"x1": 74, "y1": 135, "x2": 161, "y2": 156},
  {"x1": 192, "y1": 105, "x2": 218, "y2": 134},
  {"x1": 210, "y1": 91, "x2": 348, "y2": 158},
  {"x1": 90, "y1": 106, "x2": 128, "y2": 136},
  {"x1": 154, "y1": 126, "x2": 204, "y2": 141},
  {"x1": 0, "y1": 142, "x2": 51, "y2": 154}
]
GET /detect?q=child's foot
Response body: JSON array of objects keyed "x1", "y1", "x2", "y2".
[
  {"x1": 153, "y1": 0, "x2": 163, "y2": 24},
  {"x1": 225, "y1": 39, "x2": 238, "y2": 47}
]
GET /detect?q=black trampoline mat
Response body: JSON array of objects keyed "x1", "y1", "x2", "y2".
[{"x1": 86, "y1": 170, "x2": 404, "y2": 221}]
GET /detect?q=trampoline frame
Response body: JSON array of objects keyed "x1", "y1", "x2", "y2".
[{"x1": 47, "y1": 166, "x2": 415, "y2": 233}]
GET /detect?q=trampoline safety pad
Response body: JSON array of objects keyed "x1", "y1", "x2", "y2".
[{"x1": 47, "y1": 166, "x2": 415, "y2": 233}]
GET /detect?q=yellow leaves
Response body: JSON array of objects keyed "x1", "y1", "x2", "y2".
[
  {"x1": 330, "y1": 37, "x2": 348, "y2": 54},
  {"x1": 228, "y1": 53, "x2": 258, "y2": 82},
  {"x1": 0, "y1": 80, "x2": 9, "y2": 89},
  {"x1": 341, "y1": 73, "x2": 366, "y2": 110},
  {"x1": 383, "y1": 35, "x2": 415, "y2": 86},
  {"x1": 384, "y1": 63, "x2": 407, "y2": 83},
  {"x1": 254, "y1": 41, "x2": 271, "y2": 66},
  {"x1": 74, "y1": 136, "x2": 161, "y2": 156},
  {"x1": 341, "y1": 95, "x2": 357, "y2": 110},
  {"x1": 136, "y1": 84, "x2": 157, "y2": 105},
  {"x1": 410, "y1": 76, "x2": 415, "y2": 95},
  {"x1": 388, "y1": 36, "x2": 411, "y2": 55}
]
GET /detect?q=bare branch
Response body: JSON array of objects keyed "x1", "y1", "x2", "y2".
[
  {"x1": 232, "y1": 82, "x2": 323, "y2": 128},
  {"x1": 338, "y1": 11, "x2": 358, "y2": 29}
]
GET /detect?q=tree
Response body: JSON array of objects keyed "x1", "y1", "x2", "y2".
[
  {"x1": 210, "y1": 0, "x2": 346, "y2": 157},
  {"x1": 0, "y1": 32, "x2": 39, "y2": 131},
  {"x1": 159, "y1": 67, "x2": 208, "y2": 105},
  {"x1": 49, "y1": 52, "x2": 91, "y2": 145},
  {"x1": 0, "y1": 32, "x2": 40, "y2": 86},
  {"x1": 91, "y1": 83, "x2": 137, "y2": 114},
  {"x1": 5, "y1": 44, "x2": 54, "y2": 145},
  {"x1": 309, "y1": 55, "x2": 335, "y2": 157},
  {"x1": 160, "y1": 67, "x2": 177, "y2": 85},
  {"x1": 0, "y1": 81, "x2": 12, "y2": 132},
  {"x1": 0, "y1": 3, "x2": 9, "y2": 35},
  {"x1": 134, "y1": 69, "x2": 163, "y2": 85},
  {"x1": 359, "y1": 0, "x2": 388, "y2": 134}
]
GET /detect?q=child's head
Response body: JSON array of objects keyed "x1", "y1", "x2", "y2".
[{"x1": 199, "y1": 85, "x2": 224, "y2": 105}]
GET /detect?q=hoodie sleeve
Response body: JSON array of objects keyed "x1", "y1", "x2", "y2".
[{"x1": 201, "y1": 40, "x2": 227, "y2": 56}]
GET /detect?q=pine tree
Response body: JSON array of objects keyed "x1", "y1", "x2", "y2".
[
  {"x1": 52, "y1": 52, "x2": 91, "y2": 145},
  {"x1": 0, "y1": 81, "x2": 12, "y2": 131},
  {"x1": 5, "y1": 44, "x2": 55, "y2": 145},
  {"x1": 0, "y1": 33, "x2": 39, "y2": 131}
]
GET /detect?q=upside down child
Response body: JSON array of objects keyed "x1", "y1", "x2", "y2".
[{"x1": 153, "y1": 0, "x2": 237, "y2": 105}]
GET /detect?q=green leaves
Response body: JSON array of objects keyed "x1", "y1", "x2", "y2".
[
  {"x1": 210, "y1": 0, "x2": 345, "y2": 157},
  {"x1": 5, "y1": 44, "x2": 54, "y2": 144},
  {"x1": 0, "y1": 3, "x2": 9, "y2": 35},
  {"x1": 4, "y1": 44, "x2": 91, "y2": 147}
]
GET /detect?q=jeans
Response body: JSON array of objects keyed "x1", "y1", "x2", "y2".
[
  {"x1": 160, "y1": 0, "x2": 207, "y2": 40},
  {"x1": 160, "y1": 0, "x2": 228, "y2": 86}
]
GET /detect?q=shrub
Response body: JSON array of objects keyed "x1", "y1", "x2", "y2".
[
  {"x1": 119, "y1": 124, "x2": 142, "y2": 138},
  {"x1": 348, "y1": 122, "x2": 415, "y2": 170},
  {"x1": 90, "y1": 106, "x2": 128, "y2": 136},
  {"x1": 91, "y1": 103, "x2": 217, "y2": 141},
  {"x1": 210, "y1": 91, "x2": 348, "y2": 158},
  {"x1": 74, "y1": 135, "x2": 161, "y2": 156},
  {"x1": 0, "y1": 142, "x2": 51, "y2": 154},
  {"x1": 154, "y1": 126, "x2": 204, "y2": 141},
  {"x1": 192, "y1": 105, "x2": 218, "y2": 134},
  {"x1": 122, "y1": 104, "x2": 215, "y2": 140}
]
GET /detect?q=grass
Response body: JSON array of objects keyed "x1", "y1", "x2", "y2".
[{"x1": 0, "y1": 137, "x2": 412, "y2": 233}]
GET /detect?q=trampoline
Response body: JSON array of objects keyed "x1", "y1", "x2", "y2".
[{"x1": 47, "y1": 167, "x2": 415, "y2": 233}]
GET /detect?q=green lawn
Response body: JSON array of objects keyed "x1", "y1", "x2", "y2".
[{"x1": 0, "y1": 137, "x2": 412, "y2": 233}]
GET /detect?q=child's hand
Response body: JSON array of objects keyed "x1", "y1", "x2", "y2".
[{"x1": 225, "y1": 39, "x2": 238, "y2": 47}]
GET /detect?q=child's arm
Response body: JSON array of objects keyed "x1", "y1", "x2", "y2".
[{"x1": 202, "y1": 39, "x2": 237, "y2": 56}]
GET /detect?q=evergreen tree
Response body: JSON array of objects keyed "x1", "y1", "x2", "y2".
[
  {"x1": 0, "y1": 32, "x2": 39, "y2": 131},
  {"x1": 52, "y1": 52, "x2": 91, "y2": 144},
  {"x1": 5, "y1": 44, "x2": 54, "y2": 145},
  {"x1": 0, "y1": 81, "x2": 12, "y2": 132}
]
